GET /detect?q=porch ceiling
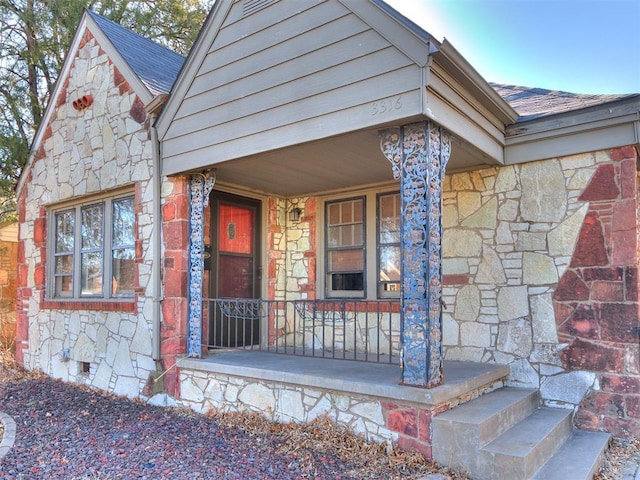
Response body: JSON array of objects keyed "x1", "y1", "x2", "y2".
[{"x1": 208, "y1": 127, "x2": 500, "y2": 197}]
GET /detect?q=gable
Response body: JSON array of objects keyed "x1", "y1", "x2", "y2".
[
  {"x1": 17, "y1": 11, "x2": 180, "y2": 198},
  {"x1": 157, "y1": 0, "x2": 431, "y2": 175}
]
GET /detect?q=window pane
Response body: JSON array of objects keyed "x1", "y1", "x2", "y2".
[
  {"x1": 112, "y1": 197, "x2": 135, "y2": 247},
  {"x1": 55, "y1": 211, "x2": 74, "y2": 253},
  {"x1": 55, "y1": 276, "x2": 73, "y2": 296},
  {"x1": 81, "y1": 252, "x2": 103, "y2": 296},
  {"x1": 379, "y1": 193, "x2": 400, "y2": 243},
  {"x1": 329, "y1": 249, "x2": 363, "y2": 271},
  {"x1": 81, "y1": 204, "x2": 103, "y2": 249},
  {"x1": 379, "y1": 246, "x2": 400, "y2": 282},
  {"x1": 331, "y1": 272, "x2": 363, "y2": 291},
  {"x1": 112, "y1": 248, "x2": 134, "y2": 296},
  {"x1": 55, "y1": 255, "x2": 73, "y2": 274}
]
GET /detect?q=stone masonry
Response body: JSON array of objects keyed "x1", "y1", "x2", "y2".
[
  {"x1": 440, "y1": 146, "x2": 640, "y2": 436},
  {"x1": 16, "y1": 31, "x2": 158, "y2": 398}
]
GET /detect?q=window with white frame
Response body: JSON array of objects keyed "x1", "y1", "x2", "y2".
[
  {"x1": 323, "y1": 191, "x2": 401, "y2": 299},
  {"x1": 51, "y1": 193, "x2": 135, "y2": 300}
]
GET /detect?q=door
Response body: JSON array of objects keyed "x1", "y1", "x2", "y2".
[{"x1": 209, "y1": 193, "x2": 261, "y2": 347}]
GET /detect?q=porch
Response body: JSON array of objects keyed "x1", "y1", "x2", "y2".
[{"x1": 178, "y1": 349, "x2": 509, "y2": 457}]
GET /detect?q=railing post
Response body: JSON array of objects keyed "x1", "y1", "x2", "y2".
[{"x1": 379, "y1": 122, "x2": 451, "y2": 388}]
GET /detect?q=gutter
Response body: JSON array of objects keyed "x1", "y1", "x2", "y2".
[{"x1": 146, "y1": 94, "x2": 169, "y2": 361}]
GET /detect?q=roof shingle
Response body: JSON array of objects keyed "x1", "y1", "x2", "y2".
[{"x1": 87, "y1": 10, "x2": 185, "y2": 96}]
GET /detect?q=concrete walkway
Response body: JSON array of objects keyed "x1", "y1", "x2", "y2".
[{"x1": 0, "y1": 411, "x2": 16, "y2": 462}]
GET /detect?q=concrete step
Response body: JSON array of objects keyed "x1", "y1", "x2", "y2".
[
  {"x1": 478, "y1": 407, "x2": 573, "y2": 479},
  {"x1": 532, "y1": 430, "x2": 611, "y2": 480},
  {"x1": 432, "y1": 388, "x2": 539, "y2": 473}
]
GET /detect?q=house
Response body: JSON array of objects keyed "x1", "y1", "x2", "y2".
[
  {"x1": 15, "y1": 9, "x2": 184, "y2": 394},
  {"x1": 16, "y1": 1, "x2": 640, "y2": 478},
  {"x1": 0, "y1": 222, "x2": 18, "y2": 348}
]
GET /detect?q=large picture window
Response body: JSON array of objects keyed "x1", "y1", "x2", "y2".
[{"x1": 51, "y1": 194, "x2": 135, "y2": 300}]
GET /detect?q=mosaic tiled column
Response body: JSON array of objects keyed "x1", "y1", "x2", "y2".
[
  {"x1": 187, "y1": 172, "x2": 215, "y2": 357},
  {"x1": 379, "y1": 122, "x2": 451, "y2": 388}
]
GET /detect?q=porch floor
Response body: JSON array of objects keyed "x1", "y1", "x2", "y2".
[{"x1": 179, "y1": 350, "x2": 509, "y2": 406}]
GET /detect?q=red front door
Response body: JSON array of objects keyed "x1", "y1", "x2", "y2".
[{"x1": 209, "y1": 193, "x2": 261, "y2": 347}]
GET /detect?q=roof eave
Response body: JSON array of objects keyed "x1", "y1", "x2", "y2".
[
  {"x1": 432, "y1": 40, "x2": 519, "y2": 126},
  {"x1": 504, "y1": 95, "x2": 640, "y2": 164}
]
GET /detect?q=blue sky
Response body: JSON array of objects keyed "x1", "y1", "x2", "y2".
[{"x1": 385, "y1": 0, "x2": 640, "y2": 94}]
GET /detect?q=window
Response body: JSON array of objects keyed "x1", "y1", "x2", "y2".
[
  {"x1": 377, "y1": 193, "x2": 401, "y2": 297},
  {"x1": 322, "y1": 190, "x2": 401, "y2": 299},
  {"x1": 50, "y1": 194, "x2": 135, "y2": 300},
  {"x1": 325, "y1": 197, "x2": 365, "y2": 297}
]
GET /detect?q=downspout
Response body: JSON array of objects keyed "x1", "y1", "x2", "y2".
[
  {"x1": 146, "y1": 94, "x2": 169, "y2": 361},
  {"x1": 151, "y1": 121, "x2": 162, "y2": 360}
]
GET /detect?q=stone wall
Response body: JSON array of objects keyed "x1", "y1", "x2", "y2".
[
  {"x1": 16, "y1": 31, "x2": 157, "y2": 398},
  {"x1": 178, "y1": 367, "x2": 504, "y2": 459},
  {"x1": 267, "y1": 196, "x2": 316, "y2": 302},
  {"x1": 0, "y1": 239, "x2": 18, "y2": 348},
  {"x1": 440, "y1": 146, "x2": 640, "y2": 436}
]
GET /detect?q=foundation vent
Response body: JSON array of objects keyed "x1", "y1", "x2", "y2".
[{"x1": 243, "y1": 0, "x2": 277, "y2": 17}]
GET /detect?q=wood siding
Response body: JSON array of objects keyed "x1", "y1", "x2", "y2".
[{"x1": 162, "y1": 0, "x2": 425, "y2": 175}]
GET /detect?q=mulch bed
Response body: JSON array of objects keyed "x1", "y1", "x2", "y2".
[
  {"x1": 0, "y1": 352, "x2": 465, "y2": 479},
  {"x1": 1, "y1": 349, "x2": 638, "y2": 479}
]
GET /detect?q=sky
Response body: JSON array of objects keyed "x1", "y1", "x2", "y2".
[{"x1": 385, "y1": 0, "x2": 640, "y2": 95}]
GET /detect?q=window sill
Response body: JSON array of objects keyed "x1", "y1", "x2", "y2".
[{"x1": 41, "y1": 299, "x2": 136, "y2": 313}]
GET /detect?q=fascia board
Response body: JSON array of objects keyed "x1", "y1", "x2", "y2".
[
  {"x1": 505, "y1": 110, "x2": 640, "y2": 164},
  {"x1": 155, "y1": 0, "x2": 231, "y2": 138},
  {"x1": 433, "y1": 40, "x2": 518, "y2": 125},
  {"x1": 339, "y1": 0, "x2": 435, "y2": 67}
]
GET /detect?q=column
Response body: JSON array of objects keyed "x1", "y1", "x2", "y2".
[
  {"x1": 379, "y1": 121, "x2": 451, "y2": 388},
  {"x1": 187, "y1": 172, "x2": 215, "y2": 357}
]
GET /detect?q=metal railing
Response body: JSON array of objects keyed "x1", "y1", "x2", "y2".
[{"x1": 206, "y1": 298, "x2": 401, "y2": 364}]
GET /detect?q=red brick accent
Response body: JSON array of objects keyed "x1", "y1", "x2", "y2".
[
  {"x1": 39, "y1": 300, "x2": 136, "y2": 312},
  {"x1": 579, "y1": 164, "x2": 619, "y2": 201},
  {"x1": 555, "y1": 146, "x2": 640, "y2": 438},
  {"x1": 160, "y1": 176, "x2": 190, "y2": 398},
  {"x1": 570, "y1": 212, "x2": 608, "y2": 267},
  {"x1": 553, "y1": 270, "x2": 590, "y2": 301},
  {"x1": 114, "y1": 67, "x2": 132, "y2": 95},
  {"x1": 443, "y1": 274, "x2": 471, "y2": 285},
  {"x1": 129, "y1": 96, "x2": 147, "y2": 124}
]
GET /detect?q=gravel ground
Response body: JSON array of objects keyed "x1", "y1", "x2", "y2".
[
  {"x1": 0, "y1": 374, "x2": 461, "y2": 480},
  {"x1": 1, "y1": 355, "x2": 638, "y2": 480}
]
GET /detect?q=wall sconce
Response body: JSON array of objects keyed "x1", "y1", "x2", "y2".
[{"x1": 289, "y1": 207, "x2": 302, "y2": 222}]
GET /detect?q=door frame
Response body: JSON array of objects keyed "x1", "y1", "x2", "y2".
[{"x1": 208, "y1": 191, "x2": 262, "y2": 346}]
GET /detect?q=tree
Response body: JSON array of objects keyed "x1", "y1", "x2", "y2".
[{"x1": 0, "y1": 0, "x2": 211, "y2": 222}]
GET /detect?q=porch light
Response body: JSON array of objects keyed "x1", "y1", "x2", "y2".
[{"x1": 289, "y1": 207, "x2": 302, "y2": 222}]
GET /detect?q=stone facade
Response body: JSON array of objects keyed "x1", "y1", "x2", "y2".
[
  {"x1": 439, "y1": 146, "x2": 640, "y2": 436},
  {"x1": 16, "y1": 31, "x2": 158, "y2": 398}
]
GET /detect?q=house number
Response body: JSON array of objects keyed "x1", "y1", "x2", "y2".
[
  {"x1": 227, "y1": 222, "x2": 236, "y2": 240},
  {"x1": 371, "y1": 96, "x2": 402, "y2": 116}
]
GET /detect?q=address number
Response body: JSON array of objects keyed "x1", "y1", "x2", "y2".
[{"x1": 371, "y1": 96, "x2": 402, "y2": 116}]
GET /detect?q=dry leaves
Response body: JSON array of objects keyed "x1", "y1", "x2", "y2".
[{"x1": 207, "y1": 409, "x2": 469, "y2": 479}]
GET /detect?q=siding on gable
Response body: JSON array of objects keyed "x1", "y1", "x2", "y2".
[{"x1": 162, "y1": 0, "x2": 425, "y2": 175}]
